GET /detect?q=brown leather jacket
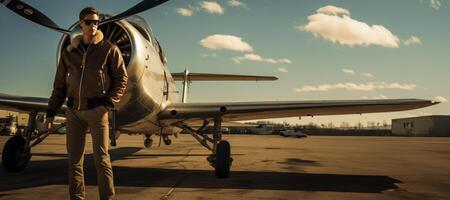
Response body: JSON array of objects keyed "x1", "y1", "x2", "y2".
[{"x1": 46, "y1": 30, "x2": 128, "y2": 118}]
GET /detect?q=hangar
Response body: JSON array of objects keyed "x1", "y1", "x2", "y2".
[{"x1": 392, "y1": 115, "x2": 450, "y2": 136}]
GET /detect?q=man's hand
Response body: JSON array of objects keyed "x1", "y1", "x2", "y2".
[{"x1": 44, "y1": 117, "x2": 54, "y2": 133}]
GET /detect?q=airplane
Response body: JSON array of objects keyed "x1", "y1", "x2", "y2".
[{"x1": 0, "y1": 0, "x2": 438, "y2": 178}]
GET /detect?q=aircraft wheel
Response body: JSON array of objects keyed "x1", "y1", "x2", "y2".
[
  {"x1": 144, "y1": 138, "x2": 153, "y2": 148},
  {"x1": 215, "y1": 140, "x2": 231, "y2": 178},
  {"x1": 2, "y1": 135, "x2": 31, "y2": 173},
  {"x1": 163, "y1": 138, "x2": 172, "y2": 145}
]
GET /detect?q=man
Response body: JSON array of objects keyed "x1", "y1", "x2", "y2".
[{"x1": 44, "y1": 7, "x2": 128, "y2": 200}]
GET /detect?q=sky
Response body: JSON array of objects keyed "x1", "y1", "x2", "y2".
[{"x1": 0, "y1": 0, "x2": 449, "y2": 126}]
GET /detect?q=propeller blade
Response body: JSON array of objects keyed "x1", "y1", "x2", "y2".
[
  {"x1": 1, "y1": 0, "x2": 70, "y2": 33},
  {"x1": 100, "y1": 0, "x2": 169, "y2": 25}
]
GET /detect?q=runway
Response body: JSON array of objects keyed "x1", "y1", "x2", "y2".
[{"x1": 1, "y1": 134, "x2": 449, "y2": 199}]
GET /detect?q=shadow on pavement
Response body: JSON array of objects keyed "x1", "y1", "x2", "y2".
[{"x1": 0, "y1": 147, "x2": 401, "y2": 193}]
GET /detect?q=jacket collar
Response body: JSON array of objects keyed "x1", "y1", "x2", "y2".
[{"x1": 66, "y1": 30, "x2": 104, "y2": 52}]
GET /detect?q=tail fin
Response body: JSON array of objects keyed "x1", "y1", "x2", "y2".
[
  {"x1": 171, "y1": 70, "x2": 278, "y2": 103},
  {"x1": 171, "y1": 72, "x2": 278, "y2": 81}
]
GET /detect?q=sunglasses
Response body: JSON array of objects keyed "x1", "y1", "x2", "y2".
[{"x1": 83, "y1": 19, "x2": 99, "y2": 26}]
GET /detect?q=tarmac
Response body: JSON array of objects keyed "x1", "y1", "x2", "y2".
[{"x1": 0, "y1": 134, "x2": 449, "y2": 200}]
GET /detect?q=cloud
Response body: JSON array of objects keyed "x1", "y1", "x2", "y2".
[
  {"x1": 278, "y1": 58, "x2": 292, "y2": 64},
  {"x1": 233, "y1": 53, "x2": 292, "y2": 64},
  {"x1": 199, "y1": 34, "x2": 253, "y2": 52},
  {"x1": 200, "y1": 53, "x2": 217, "y2": 57},
  {"x1": 228, "y1": 0, "x2": 245, "y2": 7},
  {"x1": 294, "y1": 82, "x2": 416, "y2": 92},
  {"x1": 342, "y1": 68, "x2": 374, "y2": 78},
  {"x1": 403, "y1": 36, "x2": 422, "y2": 45},
  {"x1": 374, "y1": 94, "x2": 388, "y2": 99},
  {"x1": 434, "y1": 96, "x2": 448, "y2": 102},
  {"x1": 360, "y1": 73, "x2": 374, "y2": 78},
  {"x1": 316, "y1": 5, "x2": 350, "y2": 15},
  {"x1": 361, "y1": 94, "x2": 388, "y2": 99},
  {"x1": 277, "y1": 67, "x2": 288, "y2": 73},
  {"x1": 200, "y1": 1, "x2": 224, "y2": 15},
  {"x1": 176, "y1": 8, "x2": 194, "y2": 16},
  {"x1": 342, "y1": 68, "x2": 355, "y2": 75},
  {"x1": 430, "y1": 0, "x2": 442, "y2": 9},
  {"x1": 298, "y1": 5, "x2": 400, "y2": 48}
]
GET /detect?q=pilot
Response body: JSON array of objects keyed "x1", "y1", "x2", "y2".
[{"x1": 44, "y1": 7, "x2": 128, "y2": 200}]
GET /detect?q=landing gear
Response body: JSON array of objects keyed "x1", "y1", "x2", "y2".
[
  {"x1": 2, "y1": 135, "x2": 31, "y2": 172},
  {"x1": 144, "y1": 134, "x2": 153, "y2": 148},
  {"x1": 211, "y1": 140, "x2": 231, "y2": 178},
  {"x1": 163, "y1": 137, "x2": 172, "y2": 145},
  {"x1": 179, "y1": 117, "x2": 233, "y2": 178},
  {"x1": 2, "y1": 112, "x2": 65, "y2": 173}
]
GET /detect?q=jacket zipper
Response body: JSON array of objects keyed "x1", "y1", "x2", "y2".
[
  {"x1": 100, "y1": 70, "x2": 106, "y2": 94},
  {"x1": 78, "y1": 43, "x2": 92, "y2": 110}
]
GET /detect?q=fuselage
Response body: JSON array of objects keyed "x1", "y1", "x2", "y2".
[{"x1": 57, "y1": 15, "x2": 180, "y2": 135}]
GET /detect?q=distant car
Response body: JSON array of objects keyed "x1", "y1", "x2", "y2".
[{"x1": 279, "y1": 130, "x2": 307, "y2": 138}]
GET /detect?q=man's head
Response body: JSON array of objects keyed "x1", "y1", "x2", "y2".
[{"x1": 79, "y1": 7, "x2": 99, "y2": 38}]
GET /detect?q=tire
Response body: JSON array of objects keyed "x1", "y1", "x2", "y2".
[
  {"x1": 163, "y1": 139, "x2": 172, "y2": 145},
  {"x1": 215, "y1": 140, "x2": 231, "y2": 178},
  {"x1": 144, "y1": 138, "x2": 153, "y2": 148},
  {"x1": 2, "y1": 135, "x2": 31, "y2": 173}
]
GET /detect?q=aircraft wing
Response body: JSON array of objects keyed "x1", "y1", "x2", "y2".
[
  {"x1": 158, "y1": 99, "x2": 437, "y2": 125},
  {"x1": 0, "y1": 93, "x2": 65, "y2": 115}
]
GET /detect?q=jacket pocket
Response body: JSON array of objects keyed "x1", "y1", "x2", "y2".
[
  {"x1": 83, "y1": 68, "x2": 105, "y2": 98},
  {"x1": 65, "y1": 72, "x2": 70, "y2": 86},
  {"x1": 65, "y1": 71, "x2": 74, "y2": 96}
]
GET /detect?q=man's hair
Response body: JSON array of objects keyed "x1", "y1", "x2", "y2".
[{"x1": 79, "y1": 7, "x2": 99, "y2": 20}]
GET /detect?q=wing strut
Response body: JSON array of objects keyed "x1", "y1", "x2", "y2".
[{"x1": 182, "y1": 69, "x2": 190, "y2": 103}]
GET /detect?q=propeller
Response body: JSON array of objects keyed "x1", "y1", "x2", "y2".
[
  {"x1": 1, "y1": 0, "x2": 169, "y2": 33},
  {"x1": 1, "y1": 0, "x2": 70, "y2": 33},
  {"x1": 99, "y1": 0, "x2": 169, "y2": 25}
]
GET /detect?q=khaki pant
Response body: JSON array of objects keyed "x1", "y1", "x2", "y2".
[{"x1": 66, "y1": 106, "x2": 115, "y2": 200}]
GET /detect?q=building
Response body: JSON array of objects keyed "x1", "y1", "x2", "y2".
[
  {"x1": 392, "y1": 115, "x2": 450, "y2": 136},
  {"x1": 0, "y1": 114, "x2": 18, "y2": 135}
]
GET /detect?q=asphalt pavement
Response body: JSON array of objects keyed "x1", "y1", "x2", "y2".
[{"x1": 1, "y1": 134, "x2": 449, "y2": 200}]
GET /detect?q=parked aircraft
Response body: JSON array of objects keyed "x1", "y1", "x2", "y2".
[{"x1": 0, "y1": 0, "x2": 438, "y2": 178}]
